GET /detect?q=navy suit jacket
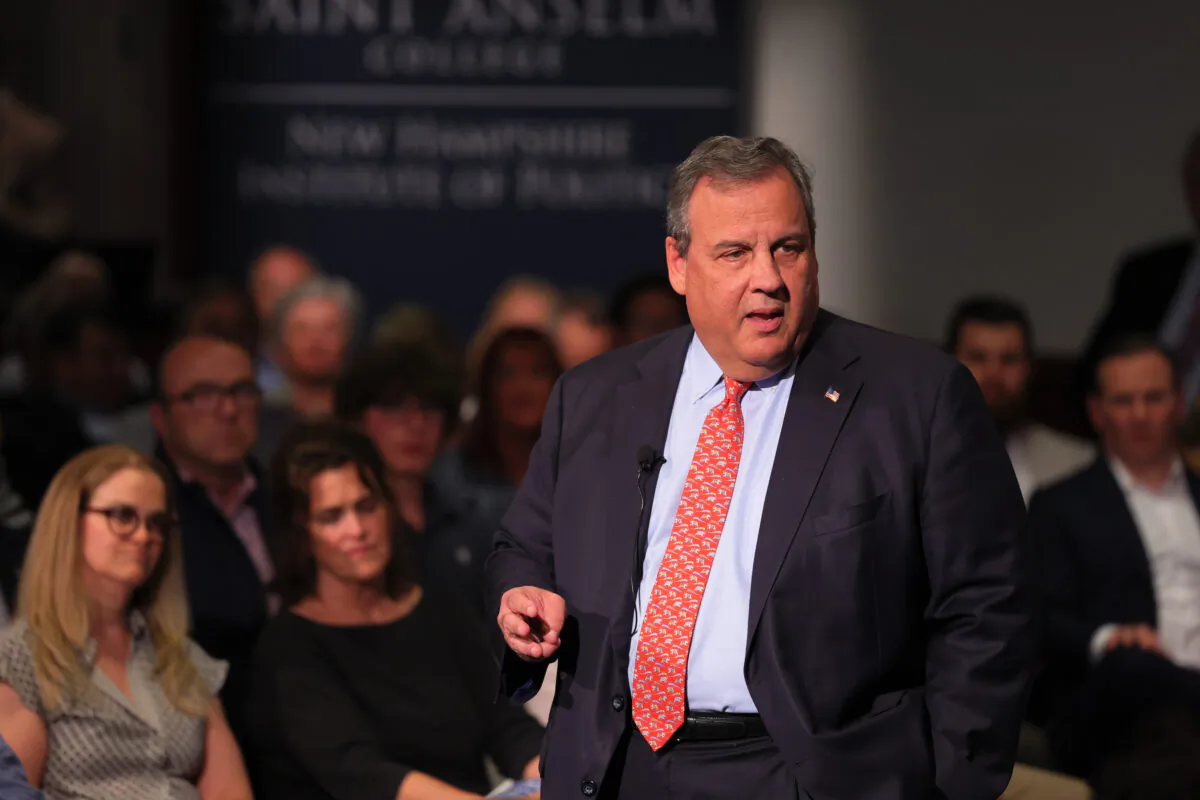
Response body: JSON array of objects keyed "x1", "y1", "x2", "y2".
[{"x1": 486, "y1": 311, "x2": 1035, "y2": 800}]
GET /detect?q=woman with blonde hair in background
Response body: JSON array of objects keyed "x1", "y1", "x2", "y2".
[{"x1": 0, "y1": 444, "x2": 252, "y2": 799}]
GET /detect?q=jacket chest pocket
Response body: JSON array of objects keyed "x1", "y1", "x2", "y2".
[{"x1": 810, "y1": 492, "x2": 891, "y2": 537}]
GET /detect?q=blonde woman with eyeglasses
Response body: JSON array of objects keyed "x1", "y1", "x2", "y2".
[{"x1": 0, "y1": 444, "x2": 252, "y2": 799}]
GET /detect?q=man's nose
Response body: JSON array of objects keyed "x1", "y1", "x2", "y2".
[{"x1": 750, "y1": 248, "x2": 786, "y2": 293}]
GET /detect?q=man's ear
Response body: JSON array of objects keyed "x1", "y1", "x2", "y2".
[{"x1": 665, "y1": 237, "x2": 687, "y2": 296}]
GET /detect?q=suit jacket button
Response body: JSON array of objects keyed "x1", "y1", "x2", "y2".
[
  {"x1": 611, "y1": 694, "x2": 625, "y2": 711},
  {"x1": 581, "y1": 779, "x2": 597, "y2": 796}
]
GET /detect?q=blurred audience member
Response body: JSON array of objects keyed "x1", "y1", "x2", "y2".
[
  {"x1": 469, "y1": 276, "x2": 559, "y2": 365},
  {"x1": 554, "y1": 290, "x2": 612, "y2": 369},
  {"x1": 947, "y1": 296, "x2": 1093, "y2": 503},
  {"x1": 177, "y1": 280, "x2": 260, "y2": 359},
  {"x1": 267, "y1": 276, "x2": 361, "y2": 421},
  {"x1": 1031, "y1": 337, "x2": 1200, "y2": 778},
  {"x1": 0, "y1": 445, "x2": 251, "y2": 797},
  {"x1": 436, "y1": 328, "x2": 561, "y2": 531},
  {"x1": 252, "y1": 421, "x2": 542, "y2": 800},
  {"x1": 609, "y1": 273, "x2": 688, "y2": 346},
  {"x1": 374, "y1": 303, "x2": 454, "y2": 348},
  {"x1": 151, "y1": 336, "x2": 274, "y2": 752},
  {"x1": 0, "y1": 298, "x2": 149, "y2": 507},
  {"x1": 248, "y1": 245, "x2": 319, "y2": 394},
  {"x1": 373, "y1": 304, "x2": 466, "y2": 392},
  {"x1": 1081, "y1": 131, "x2": 1200, "y2": 433},
  {"x1": 336, "y1": 342, "x2": 493, "y2": 617},
  {"x1": 1, "y1": 250, "x2": 148, "y2": 394}
]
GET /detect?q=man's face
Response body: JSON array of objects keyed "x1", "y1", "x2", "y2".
[
  {"x1": 954, "y1": 321, "x2": 1031, "y2": 426},
  {"x1": 665, "y1": 170, "x2": 818, "y2": 382},
  {"x1": 280, "y1": 297, "x2": 351, "y2": 383},
  {"x1": 1089, "y1": 351, "x2": 1182, "y2": 469},
  {"x1": 152, "y1": 339, "x2": 260, "y2": 470},
  {"x1": 251, "y1": 250, "x2": 316, "y2": 323}
]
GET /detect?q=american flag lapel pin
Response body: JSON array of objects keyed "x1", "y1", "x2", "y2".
[{"x1": 824, "y1": 386, "x2": 840, "y2": 403}]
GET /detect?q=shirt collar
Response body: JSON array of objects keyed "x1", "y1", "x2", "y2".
[
  {"x1": 1109, "y1": 455, "x2": 1187, "y2": 496},
  {"x1": 176, "y1": 465, "x2": 257, "y2": 517},
  {"x1": 683, "y1": 334, "x2": 795, "y2": 405}
]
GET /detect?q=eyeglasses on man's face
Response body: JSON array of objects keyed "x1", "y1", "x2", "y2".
[{"x1": 163, "y1": 380, "x2": 262, "y2": 414}]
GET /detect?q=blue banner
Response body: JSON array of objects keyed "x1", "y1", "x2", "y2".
[{"x1": 201, "y1": 1, "x2": 745, "y2": 331}]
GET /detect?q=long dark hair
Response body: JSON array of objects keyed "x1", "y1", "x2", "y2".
[
  {"x1": 268, "y1": 420, "x2": 415, "y2": 605},
  {"x1": 462, "y1": 327, "x2": 562, "y2": 482}
]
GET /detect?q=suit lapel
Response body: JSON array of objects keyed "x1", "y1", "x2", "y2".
[
  {"x1": 1091, "y1": 461, "x2": 1157, "y2": 622},
  {"x1": 747, "y1": 313, "x2": 862, "y2": 649},
  {"x1": 603, "y1": 329, "x2": 691, "y2": 668}
]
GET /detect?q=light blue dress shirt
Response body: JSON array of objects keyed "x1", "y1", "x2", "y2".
[{"x1": 628, "y1": 335, "x2": 794, "y2": 713}]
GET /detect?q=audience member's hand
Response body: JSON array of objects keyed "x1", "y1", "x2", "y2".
[
  {"x1": 499, "y1": 586, "x2": 565, "y2": 662},
  {"x1": 1105, "y1": 624, "x2": 1165, "y2": 655}
]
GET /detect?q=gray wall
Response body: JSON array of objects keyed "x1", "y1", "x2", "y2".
[{"x1": 752, "y1": 0, "x2": 1200, "y2": 352}]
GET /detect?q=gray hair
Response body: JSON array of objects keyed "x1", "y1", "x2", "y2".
[
  {"x1": 666, "y1": 136, "x2": 816, "y2": 256},
  {"x1": 270, "y1": 275, "x2": 364, "y2": 347}
]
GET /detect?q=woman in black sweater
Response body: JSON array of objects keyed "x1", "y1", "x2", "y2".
[{"x1": 250, "y1": 421, "x2": 542, "y2": 800}]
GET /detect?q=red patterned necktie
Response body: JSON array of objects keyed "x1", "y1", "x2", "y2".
[{"x1": 631, "y1": 375, "x2": 751, "y2": 751}]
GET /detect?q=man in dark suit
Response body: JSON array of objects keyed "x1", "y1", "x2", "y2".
[
  {"x1": 151, "y1": 335, "x2": 275, "y2": 752},
  {"x1": 1079, "y1": 130, "x2": 1200, "y2": 415},
  {"x1": 486, "y1": 136, "x2": 1035, "y2": 799},
  {"x1": 1031, "y1": 336, "x2": 1200, "y2": 779}
]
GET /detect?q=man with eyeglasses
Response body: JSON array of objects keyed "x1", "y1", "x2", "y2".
[{"x1": 150, "y1": 334, "x2": 273, "y2": 756}]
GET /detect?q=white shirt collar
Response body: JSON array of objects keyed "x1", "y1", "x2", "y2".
[{"x1": 1109, "y1": 455, "x2": 1187, "y2": 496}]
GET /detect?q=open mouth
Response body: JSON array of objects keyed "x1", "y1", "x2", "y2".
[{"x1": 745, "y1": 308, "x2": 784, "y2": 332}]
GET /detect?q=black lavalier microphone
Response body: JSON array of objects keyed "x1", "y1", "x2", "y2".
[{"x1": 631, "y1": 445, "x2": 666, "y2": 634}]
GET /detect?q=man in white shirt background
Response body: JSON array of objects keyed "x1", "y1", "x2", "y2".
[
  {"x1": 946, "y1": 296, "x2": 1094, "y2": 504},
  {"x1": 1031, "y1": 335, "x2": 1200, "y2": 789}
]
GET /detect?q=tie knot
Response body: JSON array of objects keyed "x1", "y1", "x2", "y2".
[{"x1": 723, "y1": 376, "x2": 752, "y2": 404}]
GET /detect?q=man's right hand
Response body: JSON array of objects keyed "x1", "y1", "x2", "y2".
[
  {"x1": 499, "y1": 587, "x2": 566, "y2": 662},
  {"x1": 1105, "y1": 623, "x2": 1165, "y2": 655}
]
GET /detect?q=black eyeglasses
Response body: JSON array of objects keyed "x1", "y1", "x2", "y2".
[
  {"x1": 85, "y1": 505, "x2": 176, "y2": 540},
  {"x1": 163, "y1": 381, "x2": 262, "y2": 414}
]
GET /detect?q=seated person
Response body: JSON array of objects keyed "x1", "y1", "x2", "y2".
[
  {"x1": 432, "y1": 328, "x2": 562, "y2": 534},
  {"x1": 1031, "y1": 335, "x2": 1200, "y2": 779},
  {"x1": 336, "y1": 341, "x2": 494, "y2": 619},
  {"x1": 152, "y1": 335, "x2": 277, "y2": 754},
  {"x1": 0, "y1": 444, "x2": 251, "y2": 798},
  {"x1": 946, "y1": 295, "x2": 1093, "y2": 503},
  {"x1": 251, "y1": 421, "x2": 542, "y2": 800}
]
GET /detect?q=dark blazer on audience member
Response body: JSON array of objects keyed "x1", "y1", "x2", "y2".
[
  {"x1": 487, "y1": 312, "x2": 1035, "y2": 800},
  {"x1": 1028, "y1": 459, "x2": 1196, "y2": 695},
  {"x1": 1079, "y1": 238, "x2": 1197, "y2": 389},
  {"x1": 157, "y1": 447, "x2": 273, "y2": 749}
]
